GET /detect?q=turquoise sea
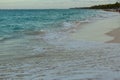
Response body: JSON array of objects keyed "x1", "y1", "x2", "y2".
[
  {"x1": 0, "y1": 9, "x2": 118, "y2": 41},
  {"x1": 0, "y1": 9, "x2": 120, "y2": 79}
]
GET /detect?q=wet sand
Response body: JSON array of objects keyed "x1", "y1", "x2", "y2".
[{"x1": 106, "y1": 27, "x2": 120, "y2": 43}]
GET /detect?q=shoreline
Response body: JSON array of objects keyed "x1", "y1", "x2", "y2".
[
  {"x1": 103, "y1": 9, "x2": 120, "y2": 43},
  {"x1": 1, "y1": 9, "x2": 120, "y2": 80},
  {"x1": 103, "y1": 9, "x2": 120, "y2": 13},
  {"x1": 70, "y1": 14, "x2": 120, "y2": 43}
]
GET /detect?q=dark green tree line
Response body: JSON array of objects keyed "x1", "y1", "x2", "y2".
[{"x1": 90, "y1": 2, "x2": 120, "y2": 9}]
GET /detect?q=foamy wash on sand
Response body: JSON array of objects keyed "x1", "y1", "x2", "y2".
[{"x1": 0, "y1": 9, "x2": 120, "y2": 80}]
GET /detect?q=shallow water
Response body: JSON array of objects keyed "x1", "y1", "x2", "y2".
[
  {"x1": 1, "y1": 40, "x2": 120, "y2": 80},
  {"x1": 0, "y1": 9, "x2": 120, "y2": 80}
]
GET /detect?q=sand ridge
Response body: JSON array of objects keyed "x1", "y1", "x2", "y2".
[{"x1": 106, "y1": 27, "x2": 120, "y2": 43}]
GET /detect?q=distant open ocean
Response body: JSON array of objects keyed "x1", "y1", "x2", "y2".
[{"x1": 0, "y1": 9, "x2": 120, "y2": 79}]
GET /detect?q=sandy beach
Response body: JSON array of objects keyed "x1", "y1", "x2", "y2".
[
  {"x1": 0, "y1": 0, "x2": 120, "y2": 79},
  {"x1": 0, "y1": 11, "x2": 120, "y2": 80},
  {"x1": 71, "y1": 15, "x2": 120, "y2": 43},
  {"x1": 106, "y1": 27, "x2": 120, "y2": 43}
]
